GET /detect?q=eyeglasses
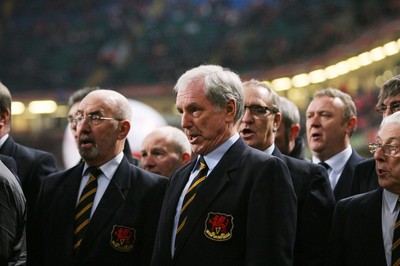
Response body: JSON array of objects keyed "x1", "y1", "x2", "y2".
[
  {"x1": 73, "y1": 114, "x2": 122, "y2": 126},
  {"x1": 244, "y1": 105, "x2": 277, "y2": 116},
  {"x1": 368, "y1": 142, "x2": 400, "y2": 156},
  {"x1": 376, "y1": 102, "x2": 400, "y2": 116},
  {"x1": 67, "y1": 115, "x2": 74, "y2": 124}
]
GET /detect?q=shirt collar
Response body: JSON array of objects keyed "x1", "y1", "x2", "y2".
[
  {"x1": 264, "y1": 143, "x2": 275, "y2": 155},
  {"x1": 313, "y1": 145, "x2": 352, "y2": 171},
  {"x1": 0, "y1": 134, "x2": 9, "y2": 149},
  {"x1": 383, "y1": 189, "x2": 399, "y2": 214},
  {"x1": 83, "y1": 152, "x2": 124, "y2": 181},
  {"x1": 194, "y1": 133, "x2": 239, "y2": 173}
]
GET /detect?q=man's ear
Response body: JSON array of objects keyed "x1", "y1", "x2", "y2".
[
  {"x1": 117, "y1": 120, "x2": 131, "y2": 140},
  {"x1": 225, "y1": 99, "x2": 236, "y2": 123},
  {"x1": 273, "y1": 113, "x2": 282, "y2": 133},
  {"x1": 346, "y1": 116, "x2": 357, "y2": 136},
  {"x1": 0, "y1": 108, "x2": 11, "y2": 128},
  {"x1": 290, "y1": 124, "x2": 301, "y2": 140}
]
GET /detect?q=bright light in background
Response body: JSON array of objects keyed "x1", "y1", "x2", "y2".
[
  {"x1": 346, "y1": 56, "x2": 361, "y2": 71},
  {"x1": 324, "y1": 65, "x2": 340, "y2": 79},
  {"x1": 263, "y1": 38, "x2": 400, "y2": 92},
  {"x1": 358, "y1": 52, "x2": 372, "y2": 66},
  {"x1": 28, "y1": 100, "x2": 58, "y2": 114},
  {"x1": 292, "y1": 73, "x2": 310, "y2": 88},
  {"x1": 309, "y1": 69, "x2": 326, "y2": 84},
  {"x1": 271, "y1": 77, "x2": 291, "y2": 91},
  {"x1": 369, "y1": 47, "x2": 386, "y2": 61},
  {"x1": 11, "y1": 101, "x2": 25, "y2": 115},
  {"x1": 383, "y1": 41, "x2": 399, "y2": 56}
]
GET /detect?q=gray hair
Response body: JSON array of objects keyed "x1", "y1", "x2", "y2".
[
  {"x1": 279, "y1": 96, "x2": 300, "y2": 128},
  {"x1": 173, "y1": 64, "x2": 244, "y2": 122},
  {"x1": 377, "y1": 75, "x2": 400, "y2": 107},
  {"x1": 380, "y1": 111, "x2": 400, "y2": 130},
  {"x1": 242, "y1": 79, "x2": 280, "y2": 114}
]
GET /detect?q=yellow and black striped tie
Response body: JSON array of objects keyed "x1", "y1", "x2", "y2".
[
  {"x1": 393, "y1": 196, "x2": 400, "y2": 266},
  {"x1": 175, "y1": 156, "x2": 208, "y2": 246},
  {"x1": 73, "y1": 167, "x2": 101, "y2": 251}
]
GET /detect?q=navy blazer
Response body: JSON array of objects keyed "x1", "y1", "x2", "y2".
[
  {"x1": 30, "y1": 157, "x2": 168, "y2": 266},
  {"x1": 0, "y1": 136, "x2": 58, "y2": 260},
  {"x1": 0, "y1": 136, "x2": 58, "y2": 206},
  {"x1": 151, "y1": 138, "x2": 297, "y2": 266},
  {"x1": 273, "y1": 147, "x2": 335, "y2": 266},
  {"x1": 351, "y1": 157, "x2": 379, "y2": 195},
  {"x1": 332, "y1": 149, "x2": 365, "y2": 201},
  {"x1": 326, "y1": 188, "x2": 387, "y2": 265}
]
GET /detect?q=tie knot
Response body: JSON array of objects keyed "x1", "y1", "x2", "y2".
[
  {"x1": 318, "y1": 161, "x2": 330, "y2": 170},
  {"x1": 199, "y1": 156, "x2": 208, "y2": 170},
  {"x1": 87, "y1": 167, "x2": 102, "y2": 178}
]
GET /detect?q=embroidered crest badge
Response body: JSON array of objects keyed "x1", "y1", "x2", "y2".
[
  {"x1": 110, "y1": 225, "x2": 135, "y2": 252},
  {"x1": 204, "y1": 212, "x2": 234, "y2": 241}
]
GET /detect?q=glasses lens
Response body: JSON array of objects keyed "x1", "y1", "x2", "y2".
[
  {"x1": 392, "y1": 103, "x2": 400, "y2": 113},
  {"x1": 368, "y1": 143, "x2": 378, "y2": 154}
]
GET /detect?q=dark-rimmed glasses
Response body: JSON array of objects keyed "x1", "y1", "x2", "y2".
[
  {"x1": 376, "y1": 102, "x2": 400, "y2": 116},
  {"x1": 73, "y1": 114, "x2": 122, "y2": 126},
  {"x1": 368, "y1": 142, "x2": 400, "y2": 157},
  {"x1": 244, "y1": 105, "x2": 278, "y2": 116}
]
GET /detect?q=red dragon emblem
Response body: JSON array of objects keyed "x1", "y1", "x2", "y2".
[
  {"x1": 204, "y1": 212, "x2": 234, "y2": 241},
  {"x1": 110, "y1": 225, "x2": 135, "y2": 252}
]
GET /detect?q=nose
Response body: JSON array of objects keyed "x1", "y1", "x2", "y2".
[
  {"x1": 241, "y1": 108, "x2": 254, "y2": 123},
  {"x1": 180, "y1": 112, "x2": 192, "y2": 129},
  {"x1": 373, "y1": 146, "x2": 386, "y2": 161},
  {"x1": 383, "y1": 108, "x2": 392, "y2": 118},
  {"x1": 141, "y1": 155, "x2": 155, "y2": 169}
]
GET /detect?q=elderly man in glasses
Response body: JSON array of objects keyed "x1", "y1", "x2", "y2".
[
  {"x1": 352, "y1": 75, "x2": 400, "y2": 195},
  {"x1": 30, "y1": 89, "x2": 167, "y2": 266},
  {"x1": 327, "y1": 111, "x2": 400, "y2": 265},
  {"x1": 237, "y1": 79, "x2": 335, "y2": 266}
]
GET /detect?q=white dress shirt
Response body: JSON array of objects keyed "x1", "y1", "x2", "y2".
[
  {"x1": 77, "y1": 152, "x2": 124, "y2": 217},
  {"x1": 382, "y1": 189, "x2": 399, "y2": 266},
  {"x1": 312, "y1": 145, "x2": 352, "y2": 190}
]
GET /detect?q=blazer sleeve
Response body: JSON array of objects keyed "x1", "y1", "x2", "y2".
[
  {"x1": 246, "y1": 157, "x2": 297, "y2": 265},
  {"x1": 326, "y1": 199, "x2": 347, "y2": 266}
]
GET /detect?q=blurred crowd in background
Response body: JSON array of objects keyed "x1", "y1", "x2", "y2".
[{"x1": 1, "y1": 0, "x2": 400, "y2": 90}]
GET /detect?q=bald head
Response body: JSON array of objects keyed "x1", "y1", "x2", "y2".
[{"x1": 140, "y1": 126, "x2": 191, "y2": 177}]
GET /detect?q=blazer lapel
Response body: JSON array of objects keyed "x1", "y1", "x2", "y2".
[{"x1": 359, "y1": 188, "x2": 386, "y2": 259}]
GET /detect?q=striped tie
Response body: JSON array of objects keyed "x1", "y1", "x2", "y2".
[
  {"x1": 393, "y1": 197, "x2": 400, "y2": 266},
  {"x1": 175, "y1": 156, "x2": 208, "y2": 247},
  {"x1": 73, "y1": 167, "x2": 101, "y2": 251}
]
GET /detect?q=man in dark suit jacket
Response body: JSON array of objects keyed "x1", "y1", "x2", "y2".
[
  {"x1": 330, "y1": 149, "x2": 365, "y2": 200},
  {"x1": 0, "y1": 82, "x2": 58, "y2": 260},
  {"x1": 351, "y1": 75, "x2": 400, "y2": 196},
  {"x1": 306, "y1": 87, "x2": 365, "y2": 201},
  {"x1": 0, "y1": 160, "x2": 26, "y2": 265},
  {"x1": 151, "y1": 65, "x2": 297, "y2": 265},
  {"x1": 351, "y1": 157, "x2": 379, "y2": 195},
  {"x1": 30, "y1": 89, "x2": 167, "y2": 265},
  {"x1": 327, "y1": 112, "x2": 400, "y2": 265},
  {"x1": 238, "y1": 79, "x2": 335, "y2": 266}
]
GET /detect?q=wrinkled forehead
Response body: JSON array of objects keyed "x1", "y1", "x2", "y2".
[{"x1": 77, "y1": 92, "x2": 114, "y2": 115}]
